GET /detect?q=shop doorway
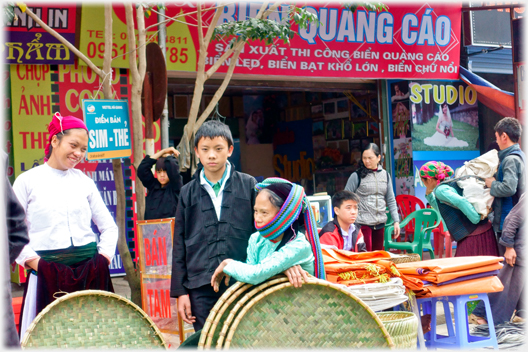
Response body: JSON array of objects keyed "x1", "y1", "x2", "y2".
[{"x1": 167, "y1": 77, "x2": 381, "y2": 196}]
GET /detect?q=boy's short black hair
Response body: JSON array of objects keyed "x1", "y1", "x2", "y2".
[
  {"x1": 332, "y1": 190, "x2": 360, "y2": 209},
  {"x1": 194, "y1": 120, "x2": 234, "y2": 148},
  {"x1": 494, "y1": 117, "x2": 522, "y2": 143},
  {"x1": 155, "y1": 157, "x2": 167, "y2": 172}
]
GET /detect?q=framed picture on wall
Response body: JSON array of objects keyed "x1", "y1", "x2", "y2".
[
  {"x1": 323, "y1": 98, "x2": 349, "y2": 120},
  {"x1": 390, "y1": 81, "x2": 410, "y2": 103},
  {"x1": 313, "y1": 120, "x2": 324, "y2": 136},
  {"x1": 311, "y1": 104, "x2": 323, "y2": 118},
  {"x1": 368, "y1": 121, "x2": 379, "y2": 136},
  {"x1": 325, "y1": 119, "x2": 343, "y2": 140},
  {"x1": 353, "y1": 122, "x2": 367, "y2": 139},
  {"x1": 323, "y1": 101, "x2": 336, "y2": 115}
]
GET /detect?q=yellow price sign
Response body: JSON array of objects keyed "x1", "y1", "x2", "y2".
[{"x1": 79, "y1": 5, "x2": 196, "y2": 71}]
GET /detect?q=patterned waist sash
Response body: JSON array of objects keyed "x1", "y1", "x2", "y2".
[{"x1": 36, "y1": 242, "x2": 98, "y2": 267}]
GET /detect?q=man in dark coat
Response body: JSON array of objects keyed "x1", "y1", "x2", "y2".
[{"x1": 2, "y1": 151, "x2": 30, "y2": 347}]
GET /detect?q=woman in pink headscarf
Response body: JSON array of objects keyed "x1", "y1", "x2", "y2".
[
  {"x1": 419, "y1": 161, "x2": 499, "y2": 257},
  {"x1": 13, "y1": 113, "x2": 118, "y2": 339}
]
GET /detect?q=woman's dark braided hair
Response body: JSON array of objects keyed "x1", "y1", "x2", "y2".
[{"x1": 356, "y1": 143, "x2": 381, "y2": 179}]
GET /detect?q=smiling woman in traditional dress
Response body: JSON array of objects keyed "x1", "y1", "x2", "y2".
[
  {"x1": 13, "y1": 113, "x2": 118, "y2": 339},
  {"x1": 211, "y1": 178, "x2": 325, "y2": 291}
]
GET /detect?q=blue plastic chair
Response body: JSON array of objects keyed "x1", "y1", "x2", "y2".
[{"x1": 384, "y1": 208, "x2": 440, "y2": 260}]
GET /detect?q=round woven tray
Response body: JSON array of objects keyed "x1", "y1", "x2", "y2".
[
  {"x1": 21, "y1": 290, "x2": 167, "y2": 349},
  {"x1": 220, "y1": 278, "x2": 394, "y2": 349},
  {"x1": 390, "y1": 253, "x2": 421, "y2": 264},
  {"x1": 199, "y1": 277, "x2": 290, "y2": 349},
  {"x1": 376, "y1": 311, "x2": 419, "y2": 349},
  {"x1": 214, "y1": 277, "x2": 289, "y2": 349},
  {"x1": 199, "y1": 281, "x2": 247, "y2": 348}
]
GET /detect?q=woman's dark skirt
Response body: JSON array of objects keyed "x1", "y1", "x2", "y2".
[{"x1": 455, "y1": 227, "x2": 499, "y2": 257}]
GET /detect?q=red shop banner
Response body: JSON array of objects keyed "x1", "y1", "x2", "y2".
[
  {"x1": 4, "y1": 4, "x2": 77, "y2": 65},
  {"x1": 206, "y1": 2, "x2": 462, "y2": 79},
  {"x1": 79, "y1": 2, "x2": 461, "y2": 80}
]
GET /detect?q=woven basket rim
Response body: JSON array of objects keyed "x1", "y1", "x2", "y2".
[
  {"x1": 20, "y1": 289, "x2": 167, "y2": 349},
  {"x1": 199, "y1": 281, "x2": 247, "y2": 349},
  {"x1": 377, "y1": 311, "x2": 419, "y2": 322},
  {"x1": 214, "y1": 277, "x2": 290, "y2": 349},
  {"x1": 223, "y1": 278, "x2": 395, "y2": 350},
  {"x1": 202, "y1": 282, "x2": 254, "y2": 349}
]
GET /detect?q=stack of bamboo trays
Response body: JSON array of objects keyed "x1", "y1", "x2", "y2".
[{"x1": 198, "y1": 276, "x2": 395, "y2": 349}]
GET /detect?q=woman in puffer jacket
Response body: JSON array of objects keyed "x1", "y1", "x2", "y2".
[{"x1": 345, "y1": 143, "x2": 400, "y2": 251}]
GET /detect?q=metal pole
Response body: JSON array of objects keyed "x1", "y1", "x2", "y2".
[
  {"x1": 510, "y1": 9, "x2": 520, "y2": 120},
  {"x1": 158, "y1": 6, "x2": 169, "y2": 149}
]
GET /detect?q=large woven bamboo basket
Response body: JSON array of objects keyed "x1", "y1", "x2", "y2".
[
  {"x1": 201, "y1": 277, "x2": 394, "y2": 349},
  {"x1": 376, "y1": 311, "x2": 419, "y2": 349},
  {"x1": 21, "y1": 290, "x2": 167, "y2": 349}
]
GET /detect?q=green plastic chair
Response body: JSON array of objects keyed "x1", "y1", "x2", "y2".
[
  {"x1": 385, "y1": 207, "x2": 394, "y2": 227},
  {"x1": 384, "y1": 208, "x2": 440, "y2": 260}
]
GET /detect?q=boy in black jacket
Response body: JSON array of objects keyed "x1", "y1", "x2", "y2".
[{"x1": 170, "y1": 121, "x2": 257, "y2": 331}]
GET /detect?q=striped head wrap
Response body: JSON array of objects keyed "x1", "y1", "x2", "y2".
[
  {"x1": 255, "y1": 177, "x2": 326, "y2": 280},
  {"x1": 419, "y1": 161, "x2": 454, "y2": 185}
]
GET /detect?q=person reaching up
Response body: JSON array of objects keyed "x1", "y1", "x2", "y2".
[{"x1": 138, "y1": 147, "x2": 183, "y2": 220}]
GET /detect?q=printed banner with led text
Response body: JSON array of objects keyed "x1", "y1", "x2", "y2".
[
  {"x1": 79, "y1": 2, "x2": 461, "y2": 79},
  {"x1": 4, "y1": 5, "x2": 76, "y2": 65}
]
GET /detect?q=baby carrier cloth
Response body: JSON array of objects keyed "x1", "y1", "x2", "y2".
[{"x1": 454, "y1": 149, "x2": 499, "y2": 219}]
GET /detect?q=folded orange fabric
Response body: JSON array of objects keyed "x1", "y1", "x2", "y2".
[
  {"x1": 322, "y1": 248, "x2": 391, "y2": 264},
  {"x1": 404, "y1": 263, "x2": 503, "y2": 283},
  {"x1": 325, "y1": 262, "x2": 389, "y2": 284},
  {"x1": 396, "y1": 256, "x2": 503, "y2": 275},
  {"x1": 400, "y1": 274, "x2": 424, "y2": 291},
  {"x1": 414, "y1": 276, "x2": 504, "y2": 298},
  {"x1": 322, "y1": 248, "x2": 425, "y2": 290}
]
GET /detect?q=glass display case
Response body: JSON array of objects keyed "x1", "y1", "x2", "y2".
[{"x1": 306, "y1": 195, "x2": 333, "y2": 229}]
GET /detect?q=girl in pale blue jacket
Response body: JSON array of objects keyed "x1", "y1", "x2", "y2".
[{"x1": 211, "y1": 178, "x2": 326, "y2": 291}]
